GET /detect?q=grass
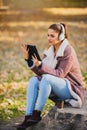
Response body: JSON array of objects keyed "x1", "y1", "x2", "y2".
[{"x1": 0, "y1": 82, "x2": 54, "y2": 121}]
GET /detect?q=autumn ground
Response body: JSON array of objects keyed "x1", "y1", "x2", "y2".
[{"x1": 0, "y1": 6, "x2": 87, "y2": 123}]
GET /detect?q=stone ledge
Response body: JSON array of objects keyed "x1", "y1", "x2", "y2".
[
  {"x1": 26, "y1": 104, "x2": 87, "y2": 130},
  {"x1": 26, "y1": 105, "x2": 87, "y2": 130},
  {"x1": 57, "y1": 90, "x2": 87, "y2": 116},
  {"x1": 0, "y1": 91, "x2": 87, "y2": 130}
]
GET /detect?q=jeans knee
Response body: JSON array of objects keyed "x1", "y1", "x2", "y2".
[
  {"x1": 42, "y1": 74, "x2": 50, "y2": 81},
  {"x1": 40, "y1": 74, "x2": 51, "y2": 87},
  {"x1": 39, "y1": 75, "x2": 52, "y2": 93},
  {"x1": 29, "y1": 76, "x2": 38, "y2": 83},
  {"x1": 28, "y1": 76, "x2": 39, "y2": 88}
]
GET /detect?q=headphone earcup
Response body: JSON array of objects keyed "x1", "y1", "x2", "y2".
[{"x1": 59, "y1": 33, "x2": 65, "y2": 41}]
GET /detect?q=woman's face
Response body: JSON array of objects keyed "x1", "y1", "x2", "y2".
[{"x1": 47, "y1": 29, "x2": 59, "y2": 46}]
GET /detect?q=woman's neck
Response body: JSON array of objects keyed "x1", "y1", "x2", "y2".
[{"x1": 54, "y1": 41, "x2": 61, "y2": 54}]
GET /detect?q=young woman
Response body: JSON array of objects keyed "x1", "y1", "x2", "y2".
[{"x1": 17, "y1": 23, "x2": 84, "y2": 130}]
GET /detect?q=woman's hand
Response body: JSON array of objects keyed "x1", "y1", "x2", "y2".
[
  {"x1": 21, "y1": 44, "x2": 29, "y2": 60},
  {"x1": 32, "y1": 54, "x2": 41, "y2": 67}
]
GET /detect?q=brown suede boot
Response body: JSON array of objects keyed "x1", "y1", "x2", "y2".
[
  {"x1": 16, "y1": 115, "x2": 31, "y2": 130},
  {"x1": 27, "y1": 110, "x2": 42, "y2": 125}
]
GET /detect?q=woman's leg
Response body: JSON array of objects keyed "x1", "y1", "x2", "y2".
[
  {"x1": 24, "y1": 76, "x2": 51, "y2": 124},
  {"x1": 17, "y1": 76, "x2": 39, "y2": 129},
  {"x1": 35, "y1": 76, "x2": 52, "y2": 111},
  {"x1": 35, "y1": 74, "x2": 72, "y2": 111},
  {"x1": 26, "y1": 76, "x2": 39, "y2": 115},
  {"x1": 42, "y1": 74, "x2": 72, "y2": 100}
]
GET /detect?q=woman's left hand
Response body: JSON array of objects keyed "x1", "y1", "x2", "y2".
[{"x1": 32, "y1": 54, "x2": 41, "y2": 67}]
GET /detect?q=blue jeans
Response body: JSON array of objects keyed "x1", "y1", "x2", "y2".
[{"x1": 26, "y1": 74, "x2": 72, "y2": 115}]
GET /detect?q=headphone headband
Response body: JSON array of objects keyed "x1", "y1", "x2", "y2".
[
  {"x1": 57, "y1": 23, "x2": 65, "y2": 41},
  {"x1": 59, "y1": 24, "x2": 65, "y2": 34}
]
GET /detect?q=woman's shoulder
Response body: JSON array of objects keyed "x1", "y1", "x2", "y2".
[{"x1": 64, "y1": 44, "x2": 76, "y2": 56}]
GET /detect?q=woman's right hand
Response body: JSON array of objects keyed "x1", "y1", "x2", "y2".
[{"x1": 21, "y1": 44, "x2": 29, "y2": 60}]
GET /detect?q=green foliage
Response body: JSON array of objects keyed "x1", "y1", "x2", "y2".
[
  {"x1": 0, "y1": 82, "x2": 26, "y2": 121},
  {"x1": 82, "y1": 72, "x2": 87, "y2": 89},
  {"x1": 83, "y1": 72, "x2": 87, "y2": 83},
  {"x1": 0, "y1": 82, "x2": 54, "y2": 121}
]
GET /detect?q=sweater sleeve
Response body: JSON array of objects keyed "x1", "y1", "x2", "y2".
[{"x1": 25, "y1": 59, "x2": 42, "y2": 76}]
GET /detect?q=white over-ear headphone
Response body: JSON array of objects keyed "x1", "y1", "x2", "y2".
[{"x1": 58, "y1": 24, "x2": 65, "y2": 41}]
